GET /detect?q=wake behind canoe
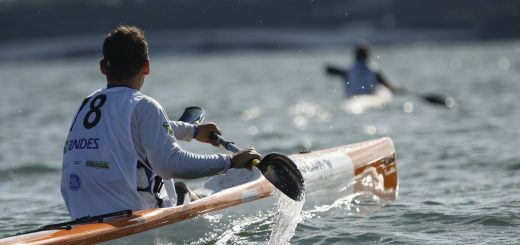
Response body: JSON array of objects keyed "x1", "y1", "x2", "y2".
[{"x1": 0, "y1": 137, "x2": 398, "y2": 245}]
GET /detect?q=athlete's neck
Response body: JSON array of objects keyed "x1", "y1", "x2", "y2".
[
  {"x1": 107, "y1": 74, "x2": 144, "y2": 90},
  {"x1": 107, "y1": 84, "x2": 133, "y2": 89}
]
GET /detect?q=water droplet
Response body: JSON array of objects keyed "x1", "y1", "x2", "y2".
[
  {"x1": 498, "y1": 57, "x2": 510, "y2": 71},
  {"x1": 363, "y1": 125, "x2": 377, "y2": 135},
  {"x1": 248, "y1": 126, "x2": 258, "y2": 135},
  {"x1": 403, "y1": 102, "x2": 414, "y2": 113},
  {"x1": 449, "y1": 57, "x2": 463, "y2": 71},
  {"x1": 445, "y1": 97, "x2": 456, "y2": 108}
]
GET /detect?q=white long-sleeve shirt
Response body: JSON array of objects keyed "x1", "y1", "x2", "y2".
[
  {"x1": 131, "y1": 96, "x2": 231, "y2": 180},
  {"x1": 61, "y1": 87, "x2": 230, "y2": 219}
]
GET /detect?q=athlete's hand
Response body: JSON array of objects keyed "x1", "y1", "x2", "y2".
[
  {"x1": 230, "y1": 147, "x2": 262, "y2": 171},
  {"x1": 194, "y1": 123, "x2": 221, "y2": 147}
]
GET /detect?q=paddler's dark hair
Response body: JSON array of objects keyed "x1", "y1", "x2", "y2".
[
  {"x1": 355, "y1": 41, "x2": 369, "y2": 61},
  {"x1": 102, "y1": 25, "x2": 149, "y2": 81}
]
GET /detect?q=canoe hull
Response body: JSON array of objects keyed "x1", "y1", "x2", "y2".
[
  {"x1": 0, "y1": 137, "x2": 397, "y2": 245},
  {"x1": 343, "y1": 86, "x2": 393, "y2": 114}
]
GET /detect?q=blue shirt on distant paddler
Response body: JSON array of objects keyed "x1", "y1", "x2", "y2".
[{"x1": 61, "y1": 25, "x2": 261, "y2": 220}]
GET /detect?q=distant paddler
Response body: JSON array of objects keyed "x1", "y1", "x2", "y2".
[
  {"x1": 325, "y1": 42, "x2": 402, "y2": 98},
  {"x1": 326, "y1": 42, "x2": 455, "y2": 109}
]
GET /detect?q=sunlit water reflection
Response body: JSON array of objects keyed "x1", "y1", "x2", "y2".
[{"x1": 1, "y1": 40, "x2": 520, "y2": 244}]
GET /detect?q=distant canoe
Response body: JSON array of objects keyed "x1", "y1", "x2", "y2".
[{"x1": 343, "y1": 86, "x2": 393, "y2": 114}]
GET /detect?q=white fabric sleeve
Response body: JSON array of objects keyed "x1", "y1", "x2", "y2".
[
  {"x1": 168, "y1": 120, "x2": 196, "y2": 142},
  {"x1": 131, "y1": 96, "x2": 231, "y2": 179}
]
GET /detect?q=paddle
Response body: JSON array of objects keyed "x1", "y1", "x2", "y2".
[
  {"x1": 415, "y1": 92, "x2": 456, "y2": 108},
  {"x1": 178, "y1": 106, "x2": 206, "y2": 124},
  {"x1": 325, "y1": 64, "x2": 456, "y2": 108},
  {"x1": 211, "y1": 133, "x2": 305, "y2": 201},
  {"x1": 178, "y1": 107, "x2": 305, "y2": 201}
]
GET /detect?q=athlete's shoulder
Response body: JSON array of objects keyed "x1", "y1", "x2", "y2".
[
  {"x1": 86, "y1": 88, "x2": 106, "y2": 98},
  {"x1": 132, "y1": 93, "x2": 168, "y2": 120},
  {"x1": 134, "y1": 93, "x2": 163, "y2": 108},
  {"x1": 367, "y1": 62, "x2": 381, "y2": 72}
]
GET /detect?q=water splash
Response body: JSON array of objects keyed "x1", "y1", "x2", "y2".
[
  {"x1": 210, "y1": 211, "x2": 270, "y2": 245},
  {"x1": 301, "y1": 192, "x2": 384, "y2": 220},
  {"x1": 268, "y1": 193, "x2": 305, "y2": 245}
]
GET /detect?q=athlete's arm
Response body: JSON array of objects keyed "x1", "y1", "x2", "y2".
[
  {"x1": 168, "y1": 120, "x2": 221, "y2": 147},
  {"x1": 325, "y1": 65, "x2": 347, "y2": 77},
  {"x1": 168, "y1": 120, "x2": 196, "y2": 141},
  {"x1": 131, "y1": 97, "x2": 231, "y2": 179},
  {"x1": 376, "y1": 72, "x2": 401, "y2": 93}
]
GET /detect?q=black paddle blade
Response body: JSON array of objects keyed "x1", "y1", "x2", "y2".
[
  {"x1": 325, "y1": 65, "x2": 346, "y2": 76},
  {"x1": 421, "y1": 94, "x2": 456, "y2": 108},
  {"x1": 257, "y1": 153, "x2": 305, "y2": 201},
  {"x1": 178, "y1": 106, "x2": 206, "y2": 124}
]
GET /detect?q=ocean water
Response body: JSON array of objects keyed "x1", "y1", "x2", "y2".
[{"x1": 1, "y1": 40, "x2": 520, "y2": 244}]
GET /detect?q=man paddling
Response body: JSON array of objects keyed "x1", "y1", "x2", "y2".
[
  {"x1": 61, "y1": 25, "x2": 261, "y2": 220},
  {"x1": 326, "y1": 42, "x2": 401, "y2": 97}
]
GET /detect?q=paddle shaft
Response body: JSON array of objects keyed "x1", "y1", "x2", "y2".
[
  {"x1": 179, "y1": 107, "x2": 304, "y2": 201},
  {"x1": 211, "y1": 133, "x2": 260, "y2": 166}
]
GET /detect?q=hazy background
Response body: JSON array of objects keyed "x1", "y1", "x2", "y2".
[
  {"x1": 1, "y1": 1, "x2": 520, "y2": 244},
  {"x1": 1, "y1": 0, "x2": 520, "y2": 61}
]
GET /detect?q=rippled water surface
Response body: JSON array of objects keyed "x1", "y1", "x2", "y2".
[{"x1": 1, "y1": 40, "x2": 519, "y2": 244}]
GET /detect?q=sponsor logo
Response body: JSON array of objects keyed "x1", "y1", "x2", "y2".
[
  {"x1": 298, "y1": 158, "x2": 333, "y2": 174},
  {"x1": 63, "y1": 138, "x2": 100, "y2": 153},
  {"x1": 86, "y1": 160, "x2": 110, "y2": 169},
  {"x1": 69, "y1": 173, "x2": 81, "y2": 191},
  {"x1": 162, "y1": 122, "x2": 174, "y2": 136}
]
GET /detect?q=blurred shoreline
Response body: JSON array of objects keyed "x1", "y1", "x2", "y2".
[
  {"x1": 2, "y1": 0, "x2": 518, "y2": 62},
  {"x1": 0, "y1": 27, "x2": 477, "y2": 62}
]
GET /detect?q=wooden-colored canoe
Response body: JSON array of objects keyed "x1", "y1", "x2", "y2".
[{"x1": 0, "y1": 137, "x2": 397, "y2": 245}]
